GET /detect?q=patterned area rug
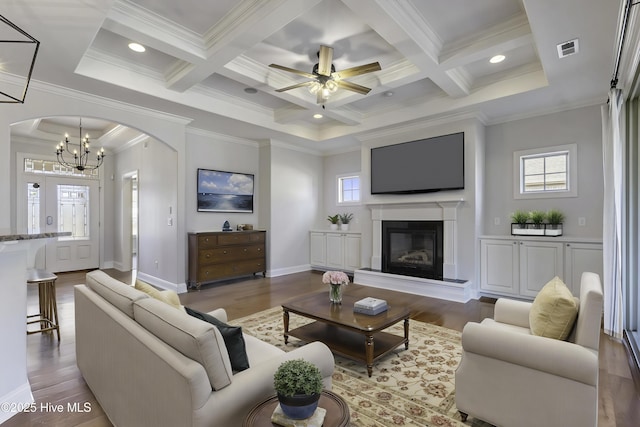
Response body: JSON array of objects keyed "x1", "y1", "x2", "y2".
[{"x1": 231, "y1": 306, "x2": 492, "y2": 427}]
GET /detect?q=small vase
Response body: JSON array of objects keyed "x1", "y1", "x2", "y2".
[
  {"x1": 330, "y1": 224, "x2": 338, "y2": 230},
  {"x1": 329, "y1": 283, "x2": 343, "y2": 304},
  {"x1": 340, "y1": 224, "x2": 349, "y2": 231}
]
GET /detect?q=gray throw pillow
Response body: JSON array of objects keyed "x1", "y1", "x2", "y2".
[{"x1": 185, "y1": 306, "x2": 250, "y2": 372}]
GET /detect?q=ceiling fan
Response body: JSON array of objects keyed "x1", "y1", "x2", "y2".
[{"x1": 269, "y1": 45, "x2": 381, "y2": 104}]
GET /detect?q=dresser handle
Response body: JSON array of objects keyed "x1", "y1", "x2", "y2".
[{"x1": 223, "y1": 250, "x2": 228, "y2": 254}]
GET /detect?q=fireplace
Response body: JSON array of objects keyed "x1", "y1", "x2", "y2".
[{"x1": 382, "y1": 220, "x2": 443, "y2": 280}]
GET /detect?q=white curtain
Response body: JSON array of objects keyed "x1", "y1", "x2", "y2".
[{"x1": 601, "y1": 88, "x2": 625, "y2": 338}]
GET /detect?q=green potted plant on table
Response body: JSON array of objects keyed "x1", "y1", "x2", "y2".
[
  {"x1": 327, "y1": 214, "x2": 339, "y2": 230},
  {"x1": 274, "y1": 359, "x2": 323, "y2": 420},
  {"x1": 338, "y1": 212, "x2": 354, "y2": 231},
  {"x1": 545, "y1": 209, "x2": 565, "y2": 236},
  {"x1": 510, "y1": 210, "x2": 530, "y2": 235}
]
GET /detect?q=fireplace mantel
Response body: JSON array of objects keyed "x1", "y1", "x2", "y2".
[{"x1": 357, "y1": 198, "x2": 472, "y2": 301}]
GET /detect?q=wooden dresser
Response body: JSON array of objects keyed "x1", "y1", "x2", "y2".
[{"x1": 187, "y1": 230, "x2": 266, "y2": 289}]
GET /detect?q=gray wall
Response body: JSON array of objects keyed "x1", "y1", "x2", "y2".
[{"x1": 483, "y1": 105, "x2": 603, "y2": 238}]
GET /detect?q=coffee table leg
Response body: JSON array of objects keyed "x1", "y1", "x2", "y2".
[
  {"x1": 366, "y1": 334, "x2": 374, "y2": 377},
  {"x1": 404, "y1": 318, "x2": 409, "y2": 350},
  {"x1": 283, "y1": 310, "x2": 290, "y2": 344}
]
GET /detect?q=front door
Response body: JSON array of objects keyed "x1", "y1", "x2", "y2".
[{"x1": 44, "y1": 177, "x2": 100, "y2": 272}]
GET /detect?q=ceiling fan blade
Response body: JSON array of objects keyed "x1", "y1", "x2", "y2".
[
  {"x1": 336, "y1": 79, "x2": 371, "y2": 95},
  {"x1": 317, "y1": 45, "x2": 333, "y2": 76},
  {"x1": 268, "y1": 63, "x2": 316, "y2": 79},
  {"x1": 275, "y1": 81, "x2": 315, "y2": 92},
  {"x1": 317, "y1": 90, "x2": 325, "y2": 104},
  {"x1": 332, "y1": 62, "x2": 381, "y2": 79}
]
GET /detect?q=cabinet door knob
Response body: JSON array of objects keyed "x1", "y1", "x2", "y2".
[{"x1": 223, "y1": 250, "x2": 228, "y2": 254}]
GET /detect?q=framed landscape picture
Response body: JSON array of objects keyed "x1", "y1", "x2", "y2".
[{"x1": 197, "y1": 168, "x2": 254, "y2": 213}]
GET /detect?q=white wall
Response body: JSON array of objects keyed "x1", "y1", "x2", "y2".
[
  {"x1": 185, "y1": 129, "x2": 261, "y2": 233},
  {"x1": 266, "y1": 142, "x2": 323, "y2": 275},
  {"x1": 483, "y1": 105, "x2": 603, "y2": 238}
]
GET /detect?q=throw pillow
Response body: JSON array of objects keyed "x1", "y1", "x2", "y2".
[
  {"x1": 529, "y1": 276, "x2": 579, "y2": 340},
  {"x1": 135, "y1": 279, "x2": 182, "y2": 310},
  {"x1": 185, "y1": 306, "x2": 250, "y2": 372}
]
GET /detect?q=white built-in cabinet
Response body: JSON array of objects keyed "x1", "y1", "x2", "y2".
[
  {"x1": 480, "y1": 236, "x2": 602, "y2": 299},
  {"x1": 310, "y1": 231, "x2": 361, "y2": 272}
]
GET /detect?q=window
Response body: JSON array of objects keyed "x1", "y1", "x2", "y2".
[
  {"x1": 338, "y1": 174, "x2": 360, "y2": 204},
  {"x1": 514, "y1": 144, "x2": 577, "y2": 199}
]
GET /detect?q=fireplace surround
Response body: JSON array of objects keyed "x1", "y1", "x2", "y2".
[{"x1": 382, "y1": 220, "x2": 443, "y2": 280}]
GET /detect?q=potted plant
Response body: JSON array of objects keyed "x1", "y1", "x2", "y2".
[
  {"x1": 545, "y1": 209, "x2": 565, "y2": 236},
  {"x1": 274, "y1": 359, "x2": 323, "y2": 420},
  {"x1": 327, "y1": 214, "x2": 339, "y2": 230},
  {"x1": 511, "y1": 210, "x2": 530, "y2": 235},
  {"x1": 339, "y1": 213, "x2": 354, "y2": 231},
  {"x1": 528, "y1": 210, "x2": 546, "y2": 235}
]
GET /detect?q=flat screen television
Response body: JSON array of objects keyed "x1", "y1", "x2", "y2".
[
  {"x1": 370, "y1": 132, "x2": 464, "y2": 194},
  {"x1": 197, "y1": 168, "x2": 254, "y2": 213}
]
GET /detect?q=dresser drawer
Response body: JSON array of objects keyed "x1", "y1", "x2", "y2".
[
  {"x1": 199, "y1": 245, "x2": 264, "y2": 264},
  {"x1": 197, "y1": 258, "x2": 265, "y2": 281}
]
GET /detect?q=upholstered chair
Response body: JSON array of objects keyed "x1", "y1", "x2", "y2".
[{"x1": 455, "y1": 272, "x2": 603, "y2": 427}]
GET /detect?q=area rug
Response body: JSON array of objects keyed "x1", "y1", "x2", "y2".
[{"x1": 231, "y1": 306, "x2": 491, "y2": 427}]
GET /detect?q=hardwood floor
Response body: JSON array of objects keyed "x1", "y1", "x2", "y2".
[{"x1": 4, "y1": 269, "x2": 639, "y2": 426}]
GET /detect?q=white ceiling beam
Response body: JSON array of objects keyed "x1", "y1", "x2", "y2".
[
  {"x1": 164, "y1": 0, "x2": 323, "y2": 92},
  {"x1": 342, "y1": 0, "x2": 470, "y2": 97},
  {"x1": 439, "y1": 14, "x2": 534, "y2": 68}
]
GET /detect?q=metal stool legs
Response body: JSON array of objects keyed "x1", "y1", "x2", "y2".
[{"x1": 26, "y1": 269, "x2": 60, "y2": 340}]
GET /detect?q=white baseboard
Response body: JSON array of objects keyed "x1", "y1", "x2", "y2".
[
  {"x1": 268, "y1": 264, "x2": 310, "y2": 278},
  {"x1": 136, "y1": 272, "x2": 188, "y2": 294},
  {"x1": 0, "y1": 381, "x2": 33, "y2": 424}
]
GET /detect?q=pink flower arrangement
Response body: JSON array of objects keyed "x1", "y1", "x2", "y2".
[{"x1": 322, "y1": 270, "x2": 349, "y2": 286}]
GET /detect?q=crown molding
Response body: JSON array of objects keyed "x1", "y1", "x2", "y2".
[
  {"x1": 26, "y1": 78, "x2": 193, "y2": 126},
  {"x1": 186, "y1": 127, "x2": 260, "y2": 148}
]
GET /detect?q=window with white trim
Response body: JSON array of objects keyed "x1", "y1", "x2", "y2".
[
  {"x1": 337, "y1": 174, "x2": 360, "y2": 205},
  {"x1": 514, "y1": 144, "x2": 577, "y2": 199}
]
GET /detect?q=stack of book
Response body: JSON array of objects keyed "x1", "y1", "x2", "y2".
[
  {"x1": 353, "y1": 297, "x2": 388, "y2": 315},
  {"x1": 271, "y1": 405, "x2": 326, "y2": 427}
]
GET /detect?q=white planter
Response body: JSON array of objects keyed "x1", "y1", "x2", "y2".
[
  {"x1": 340, "y1": 224, "x2": 349, "y2": 231},
  {"x1": 330, "y1": 224, "x2": 338, "y2": 230}
]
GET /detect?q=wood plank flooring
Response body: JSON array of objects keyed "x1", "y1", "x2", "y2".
[{"x1": 4, "y1": 269, "x2": 639, "y2": 426}]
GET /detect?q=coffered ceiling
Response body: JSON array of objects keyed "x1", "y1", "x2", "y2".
[{"x1": 4, "y1": 0, "x2": 621, "y2": 152}]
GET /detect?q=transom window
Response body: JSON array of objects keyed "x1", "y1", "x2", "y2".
[
  {"x1": 338, "y1": 174, "x2": 360, "y2": 204},
  {"x1": 514, "y1": 144, "x2": 577, "y2": 199}
]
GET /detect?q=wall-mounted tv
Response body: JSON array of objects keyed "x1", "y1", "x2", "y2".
[
  {"x1": 370, "y1": 132, "x2": 464, "y2": 194},
  {"x1": 197, "y1": 168, "x2": 254, "y2": 213}
]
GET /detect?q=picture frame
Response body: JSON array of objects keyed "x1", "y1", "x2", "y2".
[{"x1": 197, "y1": 168, "x2": 254, "y2": 213}]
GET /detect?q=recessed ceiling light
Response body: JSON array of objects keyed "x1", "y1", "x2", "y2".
[
  {"x1": 244, "y1": 87, "x2": 258, "y2": 94},
  {"x1": 128, "y1": 42, "x2": 146, "y2": 53},
  {"x1": 313, "y1": 113, "x2": 323, "y2": 119},
  {"x1": 489, "y1": 54, "x2": 505, "y2": 64}
]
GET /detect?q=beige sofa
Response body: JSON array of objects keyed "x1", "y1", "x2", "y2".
[
  {"x1": 75, "y1": 270, "x2": 334, "y2": 427},
  {"x1": 455, "y1": 272, "x2": 603, "y2": 427}
]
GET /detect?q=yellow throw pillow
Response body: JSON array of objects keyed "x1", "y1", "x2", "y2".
[
  {"x1": 135, "y1": 279, "x2": 182, "y2": 310},
  {"x1": 529, "y1": 276, "x2": 578, "y2": 340}
]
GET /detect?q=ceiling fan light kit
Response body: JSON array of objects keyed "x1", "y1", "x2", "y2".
[{"x1": 270, "y1": 45, "x2": 381, "y2": 104}]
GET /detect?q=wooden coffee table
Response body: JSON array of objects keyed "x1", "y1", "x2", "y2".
[
  {"x1": 282, "y1": 292, "x2": 410, "y2": 377},
  {"x1": 243, "y1": 390, "x2": 349, "y2": 427}
]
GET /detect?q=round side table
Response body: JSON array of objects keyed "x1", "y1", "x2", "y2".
[{"x1": 243, "y1": 390, "x2": 350, "y2": 427}]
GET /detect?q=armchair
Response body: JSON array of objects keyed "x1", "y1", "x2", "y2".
[{"x1": 455, "y1": 272, "x2": 603, "y2": 427}]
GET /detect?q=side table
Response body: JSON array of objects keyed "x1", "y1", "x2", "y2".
[{"x1": 243, "y1": 390, "x2": 350, "y2": 427}]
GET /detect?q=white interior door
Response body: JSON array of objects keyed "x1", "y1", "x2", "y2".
[{"x1": 43, "y1": 177, "x2": 100, "y2": 272}]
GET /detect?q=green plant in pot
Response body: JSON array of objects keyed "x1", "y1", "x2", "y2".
[
  {"x1": 339, "y1": 213, "x2": 354, "y2": 230},
  {"x1": 545, "y1": 209, "x2": 565, "y2": 236},
  {"x1": 327, "y1": 214, "x2": 339, "y2": 230},
  {"x1": 274, "y1": 359, "x2": 323, "y2": 420},
  {"x1": 510, "y1": 210, "x2": 529, "y2": 235},
  {"x1": 529, "y1": 210, "x2": 546, "y2": 226}
]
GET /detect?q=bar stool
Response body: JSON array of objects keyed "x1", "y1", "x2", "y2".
[{"x1": 26, "y1": 268, "x2": 60, "y2": 340}]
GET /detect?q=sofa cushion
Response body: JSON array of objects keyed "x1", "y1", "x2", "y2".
[
  {"x1": 133, "y1": 298, "x2": 233, "y2": 390},
  {"x1": 185, "y1": 306, "x2": 250, "y2": 372},
  {"x1": 86, "y1": 270, "x2": 148, "y2": 318},
  {"x1": 529, "y1": 276, "x2": 578, "y2": 340},
  {"x1": 135, "y1": 279, "x2": 183, "y2": 310}
]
